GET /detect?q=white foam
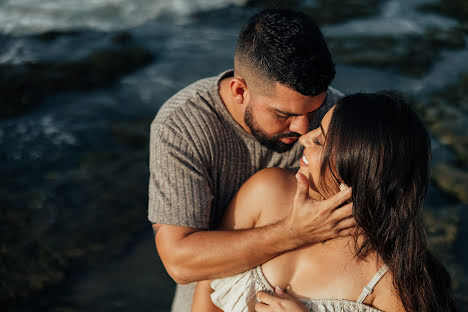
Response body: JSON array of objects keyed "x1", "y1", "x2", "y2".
[
  {"x1": 0, "y1": 0, "x2": 245, "y2": 35},
  {"x1": 324, "y1": 0, "x2": 457, "y2": 37}
]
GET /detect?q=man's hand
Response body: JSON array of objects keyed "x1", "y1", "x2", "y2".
[
  {"x1": 153, "y1": 170, "x2": 354, "y2": 285},
  {"x1": 280, "y1": 172, "x2": 355, "y2": 246},
  {"x1": 255, "y1": 287, "x2": 308, "y2": 312}
]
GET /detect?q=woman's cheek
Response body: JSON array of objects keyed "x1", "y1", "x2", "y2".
[{"x1": 307, "y1": 154, "x2": 322, "y2": 190}]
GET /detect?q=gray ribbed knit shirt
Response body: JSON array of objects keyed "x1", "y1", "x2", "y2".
[{"x1": 148, "y1": 70, "x2": 342, "y2": 311}]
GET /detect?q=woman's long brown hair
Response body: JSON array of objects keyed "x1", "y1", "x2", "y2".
[{"x1": 320, "y1": 92, "x2": 456, "y2": 312}]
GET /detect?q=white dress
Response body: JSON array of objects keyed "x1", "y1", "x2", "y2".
[{"x1": 210, "y1": 265, "x2": 389, "y2": 312}]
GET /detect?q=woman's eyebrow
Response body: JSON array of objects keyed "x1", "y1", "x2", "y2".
[{"x1": 320, "y1": 124, "x2": 327, "y2": 139}]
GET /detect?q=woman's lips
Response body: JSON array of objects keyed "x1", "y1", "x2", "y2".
[{"x1": 300, "y1": 154, "x2": 309, "y2": 167}]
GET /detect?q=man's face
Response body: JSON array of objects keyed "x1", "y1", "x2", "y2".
[{"x1": 244, "y1": 82, "x2": 327, "y2": 153}]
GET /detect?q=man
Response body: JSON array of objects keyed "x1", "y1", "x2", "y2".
[{"x1": 148, "y1": 9, "x2": 353, "y2": 311}]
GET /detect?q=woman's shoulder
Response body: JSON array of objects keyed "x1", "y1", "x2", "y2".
[
  {"x1": 243, "y1": 168, "x2": 297, "y2": 200},
  {"x1": 244, "y1": 168, "x2": 298, "y2": 226},
  {"x1": 221, "y1": 168, "x2": 297, "y2": 229},
  {"x1": 371, "y1": 270, "x2": 406, "y2": 312},
  {"x1": 250, "y1": 167, "x2": 297, "y2": 185}
]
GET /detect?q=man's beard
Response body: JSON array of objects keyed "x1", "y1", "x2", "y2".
[{"x1": 244, "y1": 104, "x2": 300, "y2": 153}]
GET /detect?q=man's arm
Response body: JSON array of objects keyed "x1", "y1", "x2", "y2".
[{"x1": 154, "y1": 171, "x2": 353, "y2": 285}]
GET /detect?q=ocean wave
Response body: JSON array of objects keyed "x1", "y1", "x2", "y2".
[{"x1": 0, "y1": 0, "x2": 246, "y2": 35}]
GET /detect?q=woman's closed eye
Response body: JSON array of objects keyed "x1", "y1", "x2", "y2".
[{"x1": 313, "y1": 136, "x2": 323, "y2": 146}]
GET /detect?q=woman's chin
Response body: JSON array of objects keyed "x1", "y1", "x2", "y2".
[{"x1": 295, "y1": 168, "x2": 330, "y2": 200}]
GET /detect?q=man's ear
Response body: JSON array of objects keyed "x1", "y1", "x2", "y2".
[{"x1": 229, "y1": 77, "x2": 248, "y2": 105}]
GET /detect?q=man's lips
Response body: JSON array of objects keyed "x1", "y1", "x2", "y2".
[{"x1": 279, "y1": 137, "x2": 298, "y2": 144}]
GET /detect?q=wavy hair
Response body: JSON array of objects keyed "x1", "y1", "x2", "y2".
[{"x1": 320, "y1": 91, "x2": 456, "y2": 312}]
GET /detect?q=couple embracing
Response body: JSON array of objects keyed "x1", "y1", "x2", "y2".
[{"x1": 148, "y1": 9, "x2": 456, "y2": 312}]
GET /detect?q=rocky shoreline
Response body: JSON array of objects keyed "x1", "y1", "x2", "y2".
[
  {"x1": 1, "y1": 0, "x2": 467, "y2": 311},
  {"x1": 0, "y1": 32, "x2": 153, "y2": 119}
]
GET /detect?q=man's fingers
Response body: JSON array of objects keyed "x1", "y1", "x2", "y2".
[
  {"x1": 333, "y1": 202, "x2": 353, "y2": 219},
  {"x1": 336, "y1": 216, "x2": 356, "y2": 230},
  {"x1": 294, "y1": 173, "x2": 310, "y2": 201},
  {"x1": 323, "y1": 186, "x2": 352, "y2": 208},
  {"x1": 338, "y1": 226, "x2": 357, "y2": 237}
]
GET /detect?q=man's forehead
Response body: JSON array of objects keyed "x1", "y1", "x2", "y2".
[{"x1": 268, "y1": 84, "x2": 327, "y2": 113}]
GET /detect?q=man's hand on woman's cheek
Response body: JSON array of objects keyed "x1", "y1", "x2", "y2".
[{"x1": 280, "y1": 172, "x2": 355, "y2": 246}]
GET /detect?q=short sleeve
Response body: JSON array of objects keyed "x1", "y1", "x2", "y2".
[{"x1": 148, "y1": 120, "x2": 213, "y2": 229}]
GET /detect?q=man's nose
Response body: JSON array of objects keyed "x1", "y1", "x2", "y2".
[{"x1": 289, "y1": 115, "x2": 309, "y2": 135}]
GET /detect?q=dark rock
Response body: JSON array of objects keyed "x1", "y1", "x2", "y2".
[
  {"x1": 432, "y1": 164, "x2": 468, "y2": 204},
  {"x1": 1, "y1": 119, "x2": 150, "y2": 304},
  {"x1": 424, "y1": 205, "x2": 460, "y2": 254},
  {"x1": 0, "y1": 180, "x2": 68, "y2": 301},
  {"x1": 243, "y1": 0, "x2": 384, "y2": 25},
  {"x1": 36, "y1": 30, "x2": 82, "y2": 42},
  {"x1": 243, "y1": 0, "x2": 302, "y2": 8},
  {"x1": 327, "y1": 27, "x2": 465, "y2": 77},
  {"x1": 427, "y1": 72, "x2": 468, "y2": 115},
  {"x1": 111, "y1": 32, "x2": 133, "y2": 46},
  {"x1": 419, "y1": 0, "x2": 468, "y2": 24},
  {"x1": 412, "y1": 73, "x2": 468, "y2": 167},
  {"x1": 109, "y1": 119, "x2": 151, "y2": 149},
  {"x1": 301, "y1": 0, "x2": 384, "y2": 25},
  {"x1": 0, "y1": 36, "x2": 153, "y2": 119}
]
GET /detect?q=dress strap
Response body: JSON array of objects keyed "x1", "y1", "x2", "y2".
[{"x1": 356, "y1": 265, "x2": 389, "y2": 303}]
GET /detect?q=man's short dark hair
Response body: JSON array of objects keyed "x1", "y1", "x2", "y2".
[{"x1": 235, "y1": 9, "x2": 335, "y2": 96}]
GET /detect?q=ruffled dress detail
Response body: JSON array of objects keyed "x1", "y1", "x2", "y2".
[{"x1": 210, "y1": 266, "x2": 384, "y2": 312}]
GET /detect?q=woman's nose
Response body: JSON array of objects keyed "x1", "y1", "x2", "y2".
[{"x1": 299, "y1": 131, "x2": 314, "y2": 147}]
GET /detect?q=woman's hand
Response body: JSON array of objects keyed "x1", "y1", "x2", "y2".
[{"x1": 255, "y1": 287, "x2": 309, "y2": 312}]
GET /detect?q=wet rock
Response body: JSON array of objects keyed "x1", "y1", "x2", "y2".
[
  {"x1": 301, "y1": 0, "x2": 384, "y2": 25},
  {"x1": 0, "y1": 181, "x2": 68, "y2": 301},
  {"x1": 109, "y1": 119, "x2": 151, "y2": 149},
  {"x1": 424, "y1": 205, "x2": 468, "y2": 308},
  {"x1": 327, "y1": 27, "x2": 465, "y2": 77},
  {"x1": 432, "y1": 164, "x2": 468, "y2": 204},
  {"x1": 428, "y1": 72, "x2": 468, "y2": 115},
  {"x1": 244, "y1": 0, "x2": 302, "y2": 7},
  {"x1": 413, "y1": 73, "x2": 468, "y2": 167},
  {"x1": 421, "y1": 105, "x2": 468, "y2": 166},
  {"x1": 0, "y1": 33, "x2": 153, "y2": 119},
  {"x1": 424, "y1": 205, "x2": 460, "y2": 254},
  {"x1": 243, "y1": 0, "x2": 384, "y2": 25},
  {"x1": 1, "y1": 119, "x2": 150, "y2": 305},
  {"x1": 36, "y1": 30, "x2": 82, "y2": 42},
  {"x1": 112, "y1": 32, "x2": 133, "y2": 46},
  {"x1": 419, "y1": 0, "x2": 468, "y2": 24},
  {"x1": 241, "y1": 2, "x2": 464, "y2": 76}
]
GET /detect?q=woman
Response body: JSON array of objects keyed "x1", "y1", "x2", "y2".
[{"x1": 192, "y1": 92, "x2": 456, "y2": 312}]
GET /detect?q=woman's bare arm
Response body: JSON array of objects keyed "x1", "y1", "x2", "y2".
[{"x1": 192, "y1": 280, "x2": 222, "y2": 312}]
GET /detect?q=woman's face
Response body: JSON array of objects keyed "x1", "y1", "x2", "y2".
[{"x1": 298, "y1": 107, "x2": 339, "y2": 199}]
